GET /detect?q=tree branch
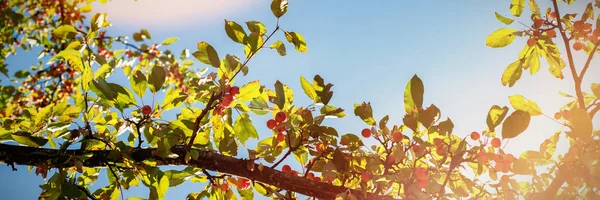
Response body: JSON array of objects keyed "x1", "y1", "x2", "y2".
[{"x1": 0, "y1": 143, "x2": 395, "y2": 200}]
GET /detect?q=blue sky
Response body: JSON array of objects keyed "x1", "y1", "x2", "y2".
[{"x1": 1, "y1": 0, "x2": 597, "y2": 199}]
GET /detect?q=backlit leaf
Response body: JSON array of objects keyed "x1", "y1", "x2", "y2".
[
  {"x1": 237, "y1": 81, "x2": 261, "y2": 101},
  {"x1": 193, "y1": 42, "x2": 220, "y2": 68},
  {"x1": 510, "y1": 0, "x2": 525, "y2": 17},
  {"x1": 501, "y1": 60, "x2": 522, "y2": 87},
  {"x1": 486, "y1": 105, "x2": 509, "y2": 132},
  {"x1": 508, "y1": 94, "x2": 543, "y2": 116},
  {"x1": 502, "y1": 110, "x2": 530, "y2": 139},
  {"x1": 161, "y1": 37, "x2": 179, "y2": 45},
  {"x1": 270, "y1": 40, "x2": 286, "y2": 56},
  {"x1": 225, "y1": 20, "x2": 247, "y2": 44},
  {"x1": 149, "y1": 66, "x2": 166, "y2": 93},
  {"x1": 486, "y1": 28, "x2": 517, "y2": 48},
  {"x1": 568, "y1": 107, "x2": 593, "y2": 139},
  {"x1": 495, "y1": 12, "x2": 514, "y2": 25},
  {"x1": 234, "y1": 113, "x2": 259, "y2": 146},
  {"x1": 270, "y1": 0, "x2": 288, "y2": 18},
  {"x1": 404, "y1": 74, "x2": 424, "y2": 114},
  {"x1": 53, "y1": 25, "x2": 78, "y2": 39},
  {"x1": 284, "y1": 31, "x2": 308, "y2": 52},
  {"x1": 300, "y1": 75, "x2": 317, "y2": 102}
]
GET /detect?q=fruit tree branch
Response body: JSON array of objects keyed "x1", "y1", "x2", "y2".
[{"x1": 0, "y1": 143, "x2": 395, "y2": 200}]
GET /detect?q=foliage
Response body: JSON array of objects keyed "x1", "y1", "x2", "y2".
[{"x1": 0, "y1": 0, "x2": 598, "y2": 199}]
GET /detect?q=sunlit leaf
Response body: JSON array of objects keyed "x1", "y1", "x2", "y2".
[
  {"x1": 510, "y1": 0, "x2": 525, "y2": 17},
  {"x1": 53, "y1": 25, "x2": 78, "y2": 39},
  {"x1": 234, "y1": 113, "x2": 259, "y2": 145},
  {"x1": 148, "y1": 66, "x2": 166, "y2": 93},
  {"x1": 270, "y1": 0, "x2": 288, "y2": 18},
  {"x1": 495, "y1": 12, "x2": 514, "y2": 25},
  {"x1": 508, "y1": 94, "x2": 543, "y2": 116},
  {"x1": 486, "y1": 105, "x2": 509, "y2": 132},
  {"x1": 404, "y1": 74, "x2": 424, "y2": 114},
  {"x1": 486, "y1": 28, "x2": 518, "y2": 48},
  {"x1": 567, "y1": 107, "x2": 593, "y2": 139},
  {"x1": 501, "y1": 110, "x2": 530, "y2": 139},
  {"x1": 501, "y1": 60, "x2": 522, "y2": 87},
  {"x1": 225, "y1": 20, "x2": 247, "y2": 44},
  {"x1": 193, "y1": 42, "x2": 220, "y2": 68},
  {"x1": 284, "y1": 31, "x2": 308, "y2": 52},
  {"x1": 270, "y1": 40, "x2": 286, "y2": 56},
  {"x1": 161, "y1": 37, "x2": 179, "y2": 45}
]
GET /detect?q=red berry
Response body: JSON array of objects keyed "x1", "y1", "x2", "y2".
[
  {"x1": 392, "y1": 132, "x2": 403, "y2": 142},
  {"x1": 282, "y1": 165, "x2": 292, "y2": 173},
  {"x1": 266, "y1": 119, "x2": 277, "y2": 129},
  {"x1": 436, "y1": 145, "x2": 447, "y2": 155},
  {"x1": 276, "y1": 133, "x2": 285, "y2": 142},
  {"x1": 533, "y1": 19, "x2": 543, "y2": 28},
  {"x1": 546, "y1": 29, "x2": 557, "y2": 38},
  {"x1": 527, "y1": 38, "x2": 536, "y2": 47},
  {"x1": 573, "y1": 42, "x2": 583, "y2": 51},
  {"x1": 316, "y1": 143, "x2": 325, "y2": 153},
  {"x1": 550, "y1": 12, "x2": 557, "y2": 19},
  {"x1": 229, "y1": 86, "x2": 239, "y2": 96},
  {"x1": 386, "y1": 155, "x2": 395, "y2": 165},
  {"x1": 275, "y1": 112, "x2": 287, "y2": 123},
  {"x1": 415, "y1": 168, "x2": 428, "y2": 180},
  {"x1": 491, "y1": 138, "x2": 501, "y2": 148},
  {"x1": 553, "y1": 112, "x2": 561, "y2": 120},
  {"x1": 237, "y1": 178, "x2": 250, "y2": 190},
  {"x1": 361, "y1": 128, "x2": 371, "y2": 138},
  {"x1": 470, "y1": 131, "x2": 480, "y2": 140},
  {"x1": 306, "y1": 172, "x2": 315, "y2": 180},
  {"x1": 413, "y1": 145, "x2": 422, "y2": 153},
  {"x1": 220, "y1": 184, "x2": 229, "y2": 191},
  {"x1": 433, "y1": 138, "x2": 443, "y2": 146},
  {"x1": 360, "y1": 172, "x2": 371, "y2": 182},
  {"x1": 142, "y1": 105, "x2": 152, "y2": 116}
]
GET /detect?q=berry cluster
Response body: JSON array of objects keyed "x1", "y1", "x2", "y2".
[
  {"x1": 212, "y1": 86, "x2": 239, "y2": 115},
  {"x1": 266, "y1": 111, "x2": 288, "y2": 142}
]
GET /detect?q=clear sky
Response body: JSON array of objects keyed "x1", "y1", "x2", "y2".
[{"x1": 1, "y1": 1, "x2": 597, "y2": 199}]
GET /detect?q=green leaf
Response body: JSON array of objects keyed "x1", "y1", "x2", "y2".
[
  {"x1": 486, "y1": 28, "x2": 518, "y2": 48},
  {"x1": 247, "y1": 32, "x2": 263, "y2": 52},
  {"x1": 568, "y1": 107, "x2": 593, "y2": 139},
  {"x1": 510, "y1": 0, "x2": 525, "y2": 17},
  {"x1": 11, "y1": 132, "x2": 48, "y2": 147},
  {"x1": 321, "y1": 105, "x2": 346, "y2": 118},
  {"x1": 354, "y1": 102, "x2": 376, "y2": 126},
  {"x1": 13, "y1": 70, "x2": 30, "y2": 79},
  {"x1": 404, "y1": 74, "x2": 424, "y2": 114},
  {"x1": 501, "y1": 60, "x2": 522, "y2": 87},
  {"x1": 53, "y1": 25, "x2": 78, "y2": 39},
  {"x1": 293, "y1": 149, "x2": 308, "y2": 166},
  {"x1": 161, "y1": 37, "x2": 179, "y2": 45},
  {"x1": 486, "y1": 105, "x2": 509, "y2": 132},
  {"x1": 92, "y1": 78, "x2": 117, "y2": 100},
  {"x1": 582, "y1": 3, "x2": 594, "y2": 21},
  {"x1": 82, "y1": 65, "x2": 93, "y2": 92},
  {"x1": 130, "y1": 70, "x2": 147, "y2": 98},
  {"x1": 193, "y1": 42, "x2": 220, "y2": 68},
  {"x1": 234, "y1": 113, "x2": 259, "y2": 145},
  {"x1": 508, "y1": 94, "x2": 543, "y2": 116},
  {"x1": 270, "y1": 40, "x2": 286, "y2": 56},
  {"x1": 148, "y1": 66, "x2": 166, "y2": 93},
  {"x1": 591, "y1": 83, "x2": 600, "y2": 98},
  {"x1": 237, "y1": 81, "x2": 261, "y2": 101},
  {"x1": 300, "y1": 75, "x2": 317, "y2": 102},
  {"x1": 161, "y1": 88, "x2": 187, "y2": 111},
  {"x1": 284, "y1": 31, "x2": 308, "y2": 52},
  {"x1": 246, "y1": 21, "x2": 267, "y2": 36},
  {"x1": 225, "y1": 20, "x2": 247, "y2": 44},
  {"x1": 270, "y1": 0, "x2": 288, "y2": 18},
  {"x1": 501, "y1": 110, "x2": 530, "y2": 139},
  {"x1": 274, "y1": 81, "x2": 286, "y2": 109},
  {"x1": 54, "y1": 49, "x2": 84, "y2": 72},
  {"x1": 61, "y1": 182, "x2": 85, "y2": 198},
  {"x1": 495, "y1": 12, "x2": 514, "y2": 25},
  {"x1": 90, "y1": 13, "x2": 108, "y2": 31},
  {"x1": 140, "y1": 29, "x2": 152, "y2": 40},
  {"x1": 418, "y1": 104, "x2": 440, "y2": 128}
]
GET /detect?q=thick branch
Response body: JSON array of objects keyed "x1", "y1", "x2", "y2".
[{"x1": 0, "y1": 143, "x2": 395, "y2": 200}]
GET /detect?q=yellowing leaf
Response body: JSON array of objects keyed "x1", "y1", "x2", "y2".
[
  {"x1": 591, "y1": 83, "x2": 600, "y2": 98},
  {"x1": 79, "y1": 4, "x2": 93, "y2": 13},
  {"x1": 284, "y1": 31, "x2": 308, "y2": 52},
  {"x1": 300, "y1": 75, "x2": 317, "y2": 102},
  {"x1": 148, "y1": 66, "x2": 166, "y2": 93},
  {"x1": 486, "y1": 105, "x2": 509, "y2": 132},
  {"x1": 508, "y1": 94, "x2": 543, "y2": 116},
  {"x1": 510, "y1": 0, "x2": 525, "y2": 17},
  {"x1": 53, "y1": 25, "x2": 78, "y2": 39},
  {"x1": 495, "y1": 12, "x2": 514, "y2": 25},
  {"x1": 161, "y1": 37, "x2": 179, "y2": 45},
  {"x1": 404, "y1": 75, "x2": 424, "y2": 114},
  {"x1": 486, "y1": 28, "x2": 518, "y2": 48},
  {"x1": 270, "y1": 0, "x2": 288, "y2": 18},
  {"x1": 130, "y1": 70, "x2": 147, "y2": 97},
  {"x1": 270, "y1": 40, "x2": 286, "y2": 56},
  {"x1": 501, "y1": 60, "x2": 522, "y2": 87},
  {"x1": 237, "y1": 81, "x2": 261, "y2": 101},
  {"x1": 246, "y1": 21, "x2": 267, "y2": 36},
  {"x1": 11, "y1": 132, "x2": 48, "y2": 147},
  {"x1": 193, "y1": 42, "x2": 220, "y2": 68},
  {"x1": 502, "y1": 110, "x2": 530, "y2": 139},
  {"x1": 225, "y1": 20, "x2": 247, "y2": 44}
]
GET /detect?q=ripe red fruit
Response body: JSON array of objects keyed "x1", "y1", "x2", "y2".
[
  {"x1": 527, "y1": 38, "x2": 536, "y2": 47},
  {"x1": 316, "y1": 143, "x2": 325, "y2": 153},
  {"x1": 220, "y1": 184, "x2": 229, "y2": 191},
  {"x1": 314, "y1": 177, "x2": 322, "y2": 182},
  {"x1": 306, "y1": 172, "x2": 315, "y2": 180},
  {"x1": 477, "y1": 151, "x2": 488, "y2": 164},
  {"x1": 436, "y1": 145, "x2": 447, "y2": 155},
  {"x1": 415, "y1": 168, "x2": 428, "y2": 180},
  {"x1": 275, "y1": 112, "x2": 287, "y2": 123},
  {"x1": 550, "y1": 12, "x2": 557, "y2": 19},
  {"x1": 282, "y1": 165, "x2": 292, "y2": 173},
  {"x1": 276, "y1": 125, "x2": 286, "y2": 134},
  {"x1": 392, "y1": 132, "x2": 403, "y2": 142},
  {"x1": 491, "y1": 138, "x2": 501, "y2": 148},
  {"x1": 228, "y1": 86, "x2": 239, "y2": 96},
  {"x1": 142, "y1": 105, "x2": 152, "y2": 116},
  {"x1": 237, "y1": 178, "x2": 250, "y2": 190},
  {"x1": 417, "y1": 179, "x2": 429, "y2": 189},
  {"x1": 361, "y1": 128, "x2": 371, "y2": 138},
  {"x1": 470, "y1": 131, "x2": 480, "y2": 140},
  {"x1": 276, "y1": 133, "x2": 285, "y2": 142},
  {"x1": 546, "y1": 29, "x2": 557, "y2": 38},
  {"x1": 433, "y1": 138, "x2": 443, "y2": 147},
  {"x1": 573, "y1": 42, "x2": 583, "y2": 51},
  {"x1": 562, "y1": 110, "x2": 571, "y2": 120},
  {"x1": 360, "y1": 172, "x2": 372, "y2": 182},
  {"x1": 533, "y1": 19, "x2": 543, "y2": 28},
  {"x1": 553, "y1": 112, "x2": 561, "y2": 120},
  {"x1": 386, "y1": 155, "x2": 395, "y2": 165},
  {"x1": 266, "y1": 119, "x2": 277, "y2": 129},
  {"x1": 413, "y1": 145, "x2": 422, "y2": 153}
]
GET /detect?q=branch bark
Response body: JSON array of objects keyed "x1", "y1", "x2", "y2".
[{"x1": 0, "y1": 143, "x2": 395, "y2": 200}]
